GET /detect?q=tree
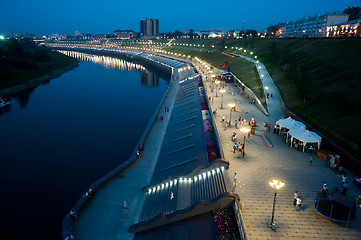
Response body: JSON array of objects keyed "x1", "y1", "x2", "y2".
[
  {"x1": 344, "y1": 7, "x2": 361, "y2": 20},
  {"x1": 267, "y1": 25, "x2": 281, "y2": 38},
  {"x1": 245, "y1": 29, "x2": 257, "y2": 38},
  {"x1": 8, "y1": 38, "x2": 24, "y2": 58}
]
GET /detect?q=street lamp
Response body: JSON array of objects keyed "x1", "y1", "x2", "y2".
[
  {"x1": 215, "y1": 80, "x2": 220, "y2": 97},
  {"x1": 269, "y1": 179, "x2": 285, "y2": 228},
  {"x1": 228, "y1": 103, "x2": 235, "y2": 126},
  {"x1": 240, "y1": 126, "x2": 251, "y2": 157},
  {"x1": 220, "y1": 89, "x2": 226, "y2": 109}
]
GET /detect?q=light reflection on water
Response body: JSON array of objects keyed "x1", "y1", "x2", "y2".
[
  {"x1": 58, "y1": 50, "x2": 146, "y2": 71},
  {"x1": 0, "y1": 52, "x2": 169, "y2": 240}
]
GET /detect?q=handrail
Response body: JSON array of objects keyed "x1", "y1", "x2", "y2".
[{"x1": 234, "y1": 199, "x2": 247, "y2": 240}]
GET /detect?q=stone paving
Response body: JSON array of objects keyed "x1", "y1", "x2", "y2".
[{"x1": 196, "y1": 59, "x2": 361, "y2": 239}]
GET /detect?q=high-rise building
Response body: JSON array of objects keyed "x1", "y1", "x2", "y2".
[{"x1": 140, "y1": 18, "x2": 159, "y2": 37}]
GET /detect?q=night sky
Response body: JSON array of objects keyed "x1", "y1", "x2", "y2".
[{"x1": 1, "y1": 0, "x2": 360, "y2": 35}]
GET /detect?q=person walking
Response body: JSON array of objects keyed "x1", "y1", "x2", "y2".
[
  {"x1": 322, "y1": 182, "x2": 328, "y2": 198},
  {"x1": 170, "y1": 192, "x2": 174, "y2": 200},
  {"x1": 123, "y1": 200, "x2": 128, "y2": 209},
  {"x1": 341, "y1": 182, "x2": 349, "y2": 195},
  {"x1": 293, "y1": 191, "x2": 298, "y2": 206},
  {"x1": 296, "y1": 196, "x2": 302, "y2": 211},
  {"x1": 309, "y1": 155, "x2": 313, "y2": 166},
  {"x1": 233, "y1": 143, "x2": 237, "y2": 153},
  {"x1": 222, "y1": 115, "x2": 225, "y2": 122}
]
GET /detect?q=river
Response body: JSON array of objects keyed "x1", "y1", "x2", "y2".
[{"x1": 0, "y1": 51, "x2": 169, "y2": 239}]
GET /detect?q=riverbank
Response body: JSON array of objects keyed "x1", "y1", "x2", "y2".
[{"x1": 0, "y1": 61, "x2": 79, "y2": 98}]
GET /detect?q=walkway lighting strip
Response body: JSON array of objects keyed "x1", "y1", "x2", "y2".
[{"x1": 147, "y1": 167, "x2": 225, "y2": 194}]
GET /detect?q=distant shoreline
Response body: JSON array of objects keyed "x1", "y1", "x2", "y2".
[{"x1": 0, "y1": 61, "x2": 79, "y2": 98}]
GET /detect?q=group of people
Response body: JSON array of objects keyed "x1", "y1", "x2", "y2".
[
  {"x1": 136, "y1": 144, "x2": 144, "y2": 158},
  {"x1": 320, "y1": 174, "x2": 349, "y2": 199},
  {"x1": 233, "y1": 142, "x2": 245, "y2": 156},
  {"x1": 293, "y1": 191, "x2": 302, "y2": 211},
  {"x1": 263, "y1": 121, "x2": 272, "y2": 132}
]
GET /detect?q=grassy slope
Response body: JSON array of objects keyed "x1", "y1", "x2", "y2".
[
  {"x1": 158, "y1": 38, "x2": 361, "y2": 158},
  {"x1": 162, "y1": 45, "x2": 266, "y2": 107}
]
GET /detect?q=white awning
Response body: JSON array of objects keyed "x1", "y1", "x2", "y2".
[
  {"x1": 276, "y1": 117, "x2": 306, "y2": 132},
  {"x1": 288, "y1": 126, "x2": 322, "y2": 151}
]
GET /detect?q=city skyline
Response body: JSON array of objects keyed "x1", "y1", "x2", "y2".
[{"x1": 1, "y1": 0, "x2": 360, "y2": 35}]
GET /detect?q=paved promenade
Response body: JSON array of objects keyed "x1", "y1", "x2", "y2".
[{"x1": 196, "y1": 59, "x2": 361, "y2": 239}]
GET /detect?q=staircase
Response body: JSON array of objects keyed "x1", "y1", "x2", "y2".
[{"x1": 139, "y1": 168, "x2": 226, "y2": 223}]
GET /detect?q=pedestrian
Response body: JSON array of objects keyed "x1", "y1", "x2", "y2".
[
  {"x1": 322, "y1": 182, "x2": 328, "y2": 198},
  {"x1": 322, "y1": 155, "x2": 326, "y2": 165},
  {"x1": 233, "y1": 143, "x2": 237, "y2": 153},
  {"x1": 167, "y1": 107, "x2": 169, "y2": 112},
  {"x1": 233, "y1": 173, "x2": 237, "y2": 186},
  {"x1": 137, "y1": 150, "x2": 140, "y2": 158},
  {"x1": 70, "y1": 210, "x2": 78, "y2": 220},
  {"x1": 271, "y1": 93, "x2": 273, "y2": 98},
  {"x1": 235, "y1": 120, "x2": 238, "y2": 128},
  {"x1": 296, "y1": 196, "x2": 302, "y2": 211},
  {"x1": 268, "y1": 123, "x2": 271, "y2": 132},
  {"x1": 86, "y1": 188, "x2": 94, "y2": 199},
  {"x1": 233, "y1": 133, "x2": 237, "y2": 142},
  {"x1": 225, "y1": 122, "x2": 228, "y2": 128},
  {"x1": 309, "y1": 155, "x2": 313, "y2": 166},
  {"x1": 222, "y1": 115, "x2": 225, "y2": 122},
  {"x1": 155, "y1": 115, "x2": 158, "y2": 121},
  {"x1": 341, "y1": 182, "x2": 349, "y2": 195},
  {"x1": 340, "y1": 174, "x2": 347, "y2": 183},
  {"x1": 165, "y1": 106, "x2": 167, "y2": 112},
  {"x1": 170, "y1": 192, "x2": 174, "y2": 200},
  {"x1": 123, "y1": 200, "x2": 128, "y2": 209},
  {"x1": 293, "y1": 191, "x2": 298, "y2": 206}
]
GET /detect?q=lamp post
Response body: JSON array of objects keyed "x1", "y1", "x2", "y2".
[
  {"x1": 228, "y1": 103, "x2": 235, "y2": 126},
  {"x1": 240, "y1": 126, "x2": 251, "y2": 157},
  {"x1": 220, "y1": 89, "x2": 226, "y2": 109},
  {"x1": 269, "y1": 179, "x2": 285, "y2": 228},
  {"x1": 215, "y1": 80, "x2": 220, "y2": 97}
]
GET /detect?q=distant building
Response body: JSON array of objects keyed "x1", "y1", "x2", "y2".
[
  {"x1": 227, "y1": 30, "x2": 240, "y2": 38},
  {"x1": 326, "y1": 19, "x2": 361, "y2": 37},
  {"x1": 114, "y1": 30, "x2": 135, "y2": 39},
  {"x1": 195, "y1": 30, "x2": 225, "y2": 38},
  {"x1": 280, "y1": 12, "x2": 349, "y2": 38},
  {"x1": 140, "y1": 18, "x2": 159, "y2": 38}
]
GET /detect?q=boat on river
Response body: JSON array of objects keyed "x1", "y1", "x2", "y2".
[{"x1": 0, "y1": 98, "x2": 10, "y2": 109}]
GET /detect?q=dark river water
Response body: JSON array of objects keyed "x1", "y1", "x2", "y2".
[{"x1": 0, "y1": 51, "x2": 169, "y2": 239}]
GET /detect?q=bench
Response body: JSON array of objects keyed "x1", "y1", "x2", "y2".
[{"x1": 240, "y1": 107, "x2": 248, "y2": 114}]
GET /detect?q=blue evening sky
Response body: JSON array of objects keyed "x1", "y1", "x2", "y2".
[{"x1": 1, "y1": 0, "x2": 360, "y2": 35}]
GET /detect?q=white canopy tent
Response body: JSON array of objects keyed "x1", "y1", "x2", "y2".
[
  {"x1": 276, "y1": 117, "x2": 306, "y2": 134},
  {"x1": 288, "y1": 127, "x2": 322, "y2": 152}
]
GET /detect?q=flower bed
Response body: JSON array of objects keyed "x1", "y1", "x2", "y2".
[
  {"x1": 199, "y1": 79, "x2": 220, "y2": 163},
  {"x1": 207, "y1": 145, "x2": 220, "y2": 163},
  {"x1": 214, "y1": 209, "x2": 240, "y2": 240}
]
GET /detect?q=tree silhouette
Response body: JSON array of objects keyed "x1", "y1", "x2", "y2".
[{"x1": 344, "y1": 7, "x2": 361, "y2": 20}]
